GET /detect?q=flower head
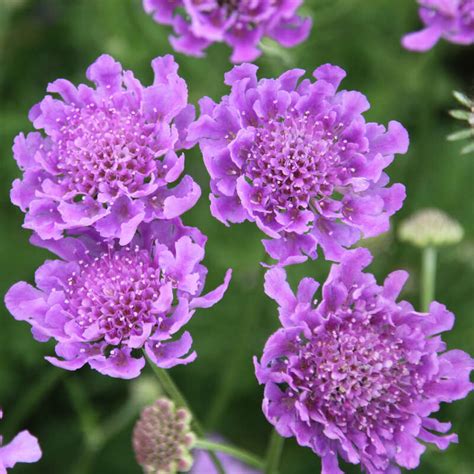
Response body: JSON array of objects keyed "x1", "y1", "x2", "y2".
[
  {"x1": 402, "y1": 0, "x2": 474, "y2": 51},
  {"x1": 255, "y1": 249, "x2": 473, "y2": 473},
  {"x1": 5, "y1": 219, "x2": 232, "y2": 379},
  {"x1": 11, "y1": 54, "x2": 200, "y2": 245},
  {"x1": 190, "y1": 64, "x2": 408, "y2": 265},
  {"x1": 0, "y1": 409, "x2": 42, "y2": 472},
  {"x1": 143, "y1": 0, "x2": 312, "y2": 63},
  {"x1": 133, "y1": 398, "x2": 195, "y2": 473},
  {"x1": 398, "y1": 208, "x2": 464, "y2": 248}
]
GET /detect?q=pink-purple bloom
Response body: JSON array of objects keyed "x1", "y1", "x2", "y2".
[
  {"x1": 254, "y1": 249, "x2": 473, "y2": 473},
  {"x1": 402, "y1": 0, "x2": 474, "y2": 51},
  {"x1": 190, "y1": 64, "x2": 409, "y2": 266},
  {"x1": 0, "y1": 409, "x2": 42, "y2": 473},
  {"x1": 5, "y1": 219, "x2": 231, "y2": 379},
  {"x1": 11, "y1": 54, "x2": 200, "y2": 246},
  {"x1": 142, "y1": 0, "x2": 312, "y2": 63}
]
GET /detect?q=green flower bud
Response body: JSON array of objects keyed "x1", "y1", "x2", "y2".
[{"x1": 398, "y1": 208, "x2": 464, "y2": 248}]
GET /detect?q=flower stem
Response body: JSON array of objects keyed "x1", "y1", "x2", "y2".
[
  {"x1": 265, "y1": 429, "x2": 285, "y2": 474},
  {"x1": 145, "y1": 355, "x2": 226, "y2": 474},
  {"x1": 195, "y1": 439, "x2": 265, "y2": 470},
  {"x1": 421, "y1": 246, "x2": 437, "y2": 312}
]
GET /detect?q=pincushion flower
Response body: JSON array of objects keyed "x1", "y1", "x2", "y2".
[
  {"x1": 402, "y1": 0, "x2": 474, "y2": 51},
  {"x1": 254, "y1": 249, "x2": 473, "y2": 473},
  {"x1": 5, "y1": 219, "x2": 232, "y2": 379},
  {"x1": 190, "y1": 64, "x2": 409, "y2": 265},
  {"x1": 142, "y1": 0, "x2": 312, "y2": 63},
  {"x1": 0, "y1": 409, "x2": 42, "y2": 473},
  {"x1": 11, "y1": 54, "x2": 200, "y2": 245}
]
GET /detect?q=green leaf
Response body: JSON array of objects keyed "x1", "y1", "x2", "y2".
[
  {"x1": 449, "y1": 109, "x2": 472, "y2": 121},
  {"x1": 461, "y1": 141, "x2": 474, "y2": 154},
  {"x1": 447, "y1": 129, "x2": 474, "y2": 141},
  {"x1": 453, "y1": 90, "x2": 473, "y2": 108}
]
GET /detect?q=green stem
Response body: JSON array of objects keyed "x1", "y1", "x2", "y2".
[
  {"x1": 145, "y1": 355, "x2": 226, "y2": 474},
  {"x1": 265, "y1": 430, "x2": 285, "y2": 474},
  {"x1": 195, "y1": 439, "x2": 265, "y2": 470},
  {"x1": 421, "y1": 246, "x2": 437, "y2": 312}
]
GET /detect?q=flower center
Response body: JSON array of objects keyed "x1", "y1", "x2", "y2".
[
  {"x1": 64, "y1": 246, "x2": 163, "y2": 345},
  {"x1": 283, "y1": 313, "x2": 425, "y2": 436},
  {"x1": 53, "y1": 102, "x2": 162, "y2": 201},
  {"x1": 244, "y1": 112, "x2": 347, "y2": 213}
]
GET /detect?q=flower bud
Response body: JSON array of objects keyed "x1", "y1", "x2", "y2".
[
  {"x1": 398, "y1": 208, "x2": 464, "y2": 248},
  {"x1": 133, "y1": 398, "x2": 196, "y2": 474}
]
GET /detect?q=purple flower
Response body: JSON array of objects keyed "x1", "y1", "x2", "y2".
[
  {"x1": 11, "y1": 54, "x2": 200, "y2": 245},
  {"x1": 190, "y1": 64, "x2": 409, "y2": 266},
  {"x1": 254, "y1": 249, "x2": 473, "y2": 473},
  {"x1": 402, "y1": 0, "x2": 474, "y2": 51},
  {"x1": 0, "y1": 409, "x2": 42, "y2": 473},
  {"x1": 142, "y1": 0, "x2": 312, "y2": 63},
  {"x1": 5, "y1": 219, "x2": 232, "y2": 379}
]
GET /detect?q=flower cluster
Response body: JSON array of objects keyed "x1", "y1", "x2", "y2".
[
  {"x1": 190, "y1": 64, "x2": 408, "y2": 265},
  {"x1": 255, "y1": 249, "x2": 473, "y2": 473},
  {"x1": 133, "y1": 398, "x2": 195, "y2": 473},
  {"x1": 11, "y1": 54, "x2": 199, "y2": 245},
  {"x1": 6, "y1": 219, "x2": 231, "y2": 379},
  {"x1": 142, "y1": 0, "x2": 312, "y2": 63},
  {"x1": 402, "y1": 0, "x2": 474, "y2": 51},
  {"x1": 7, "y1": 55, "x2": 232, "y2": 381},
  {"x1": 0, "y1": 409, "x2": 42, "y2": 473}
]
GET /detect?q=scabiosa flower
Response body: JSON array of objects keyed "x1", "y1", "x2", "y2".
[
  {"x1": 5, "y1": 219, "x2": 232, "y2": 379},
  {"x1": 0, "y1": 409, "x2": 42, "y2": 473},
  {"x1": 11, "y1": 54, "x2": 200, "y2": 245},
  {"x1": 190, "y1": 64, "x2": 409, "y2": 265},
  {"x1": 142, "y1": 0, "x2": 312, "y2": 63},
  {"x1": 133, "y1": 398, "x2": 196, "y2": 473},
  {"x1": 402, "y1": 0, "x2": 474, "y2": 51},
  {"x1": 254, "y1": 249, "x2": 473, "y2": 473}
]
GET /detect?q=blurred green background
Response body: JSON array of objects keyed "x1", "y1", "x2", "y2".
[{"x1": 0, "y1": 0, "x2": 473, "y2": 472}]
